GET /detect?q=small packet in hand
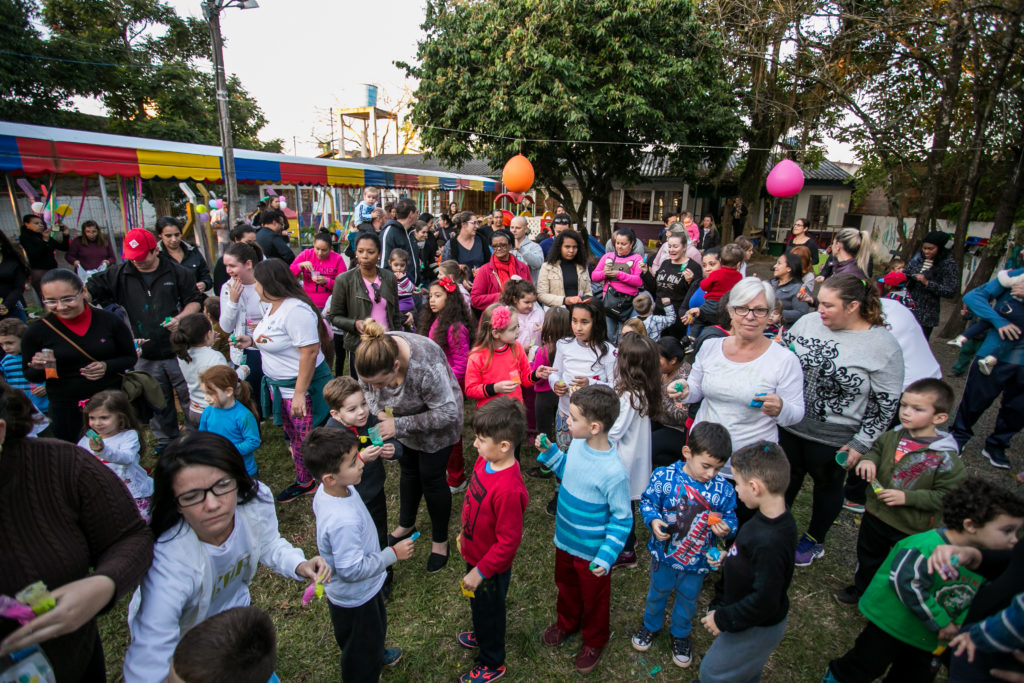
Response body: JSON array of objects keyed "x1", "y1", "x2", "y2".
[
  {"x1": 748, "y1": 392, "x2": 767, "y2": 408},
  {"x1": 707, "y1": 546, "x2": 722, "y2": 563},
  {"x1": 707, "y1": 513, "x2": 722, "y2": 526},
  {"x1": 539, "y1": 434, "x2": 551, "y2": 449},
  {"x1": 15, "y1": 582, "x2": 55, "y2": 616},
  {"x1": 460, "y1": 579, "x2": 475, "y2": 598},
  {"x1": 301, "y1": 579, "x2": 325, "y2": 606},
  {"x1": 870, "y1": 479, "x2": 884, "y2": 493},
  {"x1": 384, "y1": 406, "x2": 394, "y2": 418},
  {"x1": 368, "y1": 425, "x2": 384, "y2": 447}
]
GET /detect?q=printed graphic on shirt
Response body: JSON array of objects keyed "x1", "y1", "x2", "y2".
[
  {"x1": 211, "y1": 554, "x2": 251, "y2": 600},
  {"x1": 792, "y1": 337, "x2": 863, "y2": 420},
  {"x1": 663, "y1": 483, "x2": 717, "y2": 564},
  {"x1": 461, "y1": 472, "x2": 487, "y2": 542}
]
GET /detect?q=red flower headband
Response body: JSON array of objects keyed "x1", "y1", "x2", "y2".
[
  {"x1": 491, "y1": 305, "x2": 512, "y2": 330},
  {"x1": 438, "y1": 276, "x2": 457, "y2": 294}
]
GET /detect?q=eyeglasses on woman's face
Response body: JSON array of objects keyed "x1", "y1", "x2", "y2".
[
  {"x1": 42, "y1": 291, "x2": 83, "y2": 308},
  {"x1": 731, "y1": 305, "x2": 770, "y2": 319},
  {"x1": 175, "y1": 477, "x2": 238, "y2": 508}
]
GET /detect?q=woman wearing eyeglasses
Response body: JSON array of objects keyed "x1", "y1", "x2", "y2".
[
  {"x1": 329, "y1": 232, "x2": 401, "y2": 378},
  {"x1": 469, "y1": 229, "x2": 531, "y2": 314},
  {"x1": 441, "y1": 211, "x2": 491, "y2": 275},
  {"x1": 123, "y1": 432, "x2": 328, "y2": 683},
  {"x1": 21, "y1": 269, "x2": 138, "y2": 442}
]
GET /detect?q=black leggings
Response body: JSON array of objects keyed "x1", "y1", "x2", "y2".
[
  {"x1": 534, "y1": 389, "x2": 558, "y2": 444},
  {"x1": 398, "y1": 444, "x2": 453, "y2": 543},
  {"x1": 780, "y1": 429, "x2": 846, "y2": 542}
]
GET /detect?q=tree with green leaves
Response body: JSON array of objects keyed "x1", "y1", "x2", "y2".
[{"x1": 401, "y1": 0, "x2": 741, "y2": 240}]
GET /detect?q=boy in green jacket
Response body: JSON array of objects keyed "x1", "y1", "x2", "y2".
[
  {"x1": 835, "y1": 378, "x2": 966, "y2": 606},
  {"x1": 822, "y1": 477, "x2": 1024, "y2": 683}
]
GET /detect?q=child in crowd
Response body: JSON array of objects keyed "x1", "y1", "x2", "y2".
[
  {"x1": 455, "y1": 398, "x2": 530, "y2": 683},
  {"x1": 634, "y1": 422, "x2": 737, "y2": 668},
  {"x1": 202, "y1": 297, "x2": 232, "y2": 361},
  {"x1": 535, "y1": 384, "x2": 631, "y2": 674},
  {"x1": 354, "y1": 186, "x2": 379, "y2": 226},
  {"x1": 949, "y1": 594, "x2": 1024, "y2": 673},
  {"x1": 878, "y1": 271, "x2": 916, "y2": 311},
  {"x1": 439, "y1": 259, "x2": 473, "y2": 311},
  {"x1": 631, "y1": 292, "x2": 675, "y2": 341},
  {"x1": 621, "y1": 318, "x2": 648, "y2": 337},
  {"x1": 501, "y1": 280, "x2": 544, "y2": 355},
  {"x1": 304, "y1": 427, "x2": 415, "y2": 682},
  {"x1": 609, "y1": 332, "x2": 663, "y2": 568},
  {"x1": 169, "y1": 606, "x2": 279, "y2": 683},
  {"x1": 389, "y1": 249, "x2": 418, "y2": 329},
  {"x1": 526, "y1": 307, "x2": 571, "y2": 481},
  {"x1": 888, "y1": 256, "x2": 905, "y2": 273},
  {"x1": 824, "y1": 477, "x2": 1024, "y2": 683},
  {"x1": 733, "y1": 236, "x2": 754, "y2": 277},
  {"x1": 948, "y1": 268, "x2": 1024, "y2": 375},
  {"x1": 0, "y1": 318, "x2": 48, "y2": 414},
  {"x1": 323, "y1": 376, "x2": 401, "y2": 597},
  {"x1": 698, "y1": 441, "x2": 797, "y2": 683},
  {"x1": 198, "y1": 365, "x2": 261, "y2": 478},
  {"x1": 686, "y1": 243, "x2": 743, "y2": 336},
  {"x1": 171, "y1": 313, "x2": 231, "y2": 429},
  {"x1": 834, "y1": 378, "x2": 966, "y2": 605},
  {"x1": 465, "y1": 303, "x2": 551, "y2": 412},
  {"x1": 764, "y1": 299, "x2": 785, "y2": 342},
  {"x1": 78, "y1": 389, "x2": 153, "y2": 520}
]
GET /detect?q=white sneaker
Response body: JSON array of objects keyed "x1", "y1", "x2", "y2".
[
  {"x1": 978, "y1": 355, "x2": 997, "y2": 375},
  {"x1": 449, "y1": 481, "x2": 467, "y2": 494},
  {"x1": 947, "y1": 335, "x2": 967, "y2": 347}
]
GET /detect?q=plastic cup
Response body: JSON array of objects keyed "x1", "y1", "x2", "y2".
[{"x1": 835, "y1": 451, "x2": 849, "y2": 467}]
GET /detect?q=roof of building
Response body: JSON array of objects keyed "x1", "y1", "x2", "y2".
[
  {"x1": 357, "y1": 153, "x2": 497, "y2": 178},
  {"x1": 639, "y1": 153, "x2": 852, "y2": 182}
]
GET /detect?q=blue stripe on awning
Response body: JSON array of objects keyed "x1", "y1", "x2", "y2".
[
  {"x1": 364, "y1": 169, "x2": 390, "y2": 187},
  {"x1": 233, "y1": 156, "x2": 282, "y2": 183},
  {"x1": 0, "y1": 135, "x2": 22, "y2": 172}
]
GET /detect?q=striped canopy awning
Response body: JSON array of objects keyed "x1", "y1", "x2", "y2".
[{"x1": 0, "y1": 121, "x2": 500, "y2": 191}]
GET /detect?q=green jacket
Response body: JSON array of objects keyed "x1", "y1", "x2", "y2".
[
  {"x1": 328, "y1": 267, "x2": 402, "y2": 352},
  {"x1": 862, "y1": 427, "x2": 965, "y2": 535},
  {"x1": 860, "y1": 529, "x2": 984, "y2": 653}
]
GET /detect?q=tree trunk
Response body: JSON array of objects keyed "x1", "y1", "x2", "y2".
[{"x1": 733, "y1": 138, "x2": 775, "y2": 241}]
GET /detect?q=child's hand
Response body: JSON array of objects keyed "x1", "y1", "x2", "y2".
[
  {"x1": 701, "y1": 611, "x2": 721, "y2": 636},
  {"x1": 856, "y1": 460, "x2": 877, "y2": 481},
  {"x1": 462, "y1": 567, "x2": 483, "y2": 592},
  {"x1": 375, "y1": 417, "x2": 396, "y2": 440},
  {"x1": 685, "y1": 307, "x2": 700, "y2": 322},
  {"x1": 815, "y1": 275, "x2": 825, "y2": 283},
  {"x1": 590, "y1": 564, "x2": 607, "y2": 577},
  {"x1": 379, "y1": 443, "x2": 396, "y2": 460},
  {"x1": 404, "y1": 312, "x2": 414, "y2": 327},
  {"x1": 950, "y1": 631, "x2": 978, "y2": 661},
  {"x1": 758, "y1": 393, "x2": 783, "y2": 417},
  {"x1": 711, "y1": 521, "x2": 731, "y2": 537},
  {"x1": 707, "y1": 553, "x2": 723, "y2": 570},
  {"x1": 295, "y1": 557, "x2": 332, "y2": 584},
  {"x1": 938, "y1": 623, "x2": 961, "y2": 643},
  {"x1": 573, "y1": 376, "x2": 590, "y2": 388},
  {"x1": 927, "y1": 545, "x2": 981, "y2": 578},
  {"x1": 393, "y1": 538, "x2": 415, "y2": 561},
  {"x1": 535, "y1": 365, "x2": 554, "y2": 379},
  {"x1": 552, "y1": 380, "x2": 568, "y2": 396},
  {"x1": 876, "y1": 489, "x2": 907, "y2": 507},
  {"x1": 650, "y1": 518, "x2": 670, "y2": 541},
  {"x1": 88, "y1": 436, "x2": 103, "y2": 452},
  {"x1": 534, "y1": 434, "x2": 547, "y2": 450},
  {"x1": 30, "y1": 385, "x2": 46, "y2": 397},
  {"x1": 360, "y1": 446, "x2": 382, "y2": 463},
  {"x1": 494, "y1": 380, "x2": 518, "y2": 394}
]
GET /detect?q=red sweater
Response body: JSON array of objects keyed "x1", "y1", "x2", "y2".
[
  {"x1": 700, "y1": 266, "x2": 743, "y2": 301},
  {"x1": 459, "y1": 457, "x2": 529, "y2": 577},
  {"x1": 464, "y1": 343, "x2": 534, "y2": 407}
]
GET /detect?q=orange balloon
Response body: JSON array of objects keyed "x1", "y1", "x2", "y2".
[{"x1": 502, "y1": 154, "x2": 535, "y2": 193}]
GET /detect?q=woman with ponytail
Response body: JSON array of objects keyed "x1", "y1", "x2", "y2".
[{"x1": 821, "y1": 228, "x2": 874, "y2": 281}]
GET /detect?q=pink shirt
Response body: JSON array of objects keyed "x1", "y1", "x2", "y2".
[{"x1": 363, "y1": 275, "x2": 389, "y2": 330}]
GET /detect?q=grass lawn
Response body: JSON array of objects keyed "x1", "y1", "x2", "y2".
[{"x1": 97, "y1": 339, "x2": 1020, "y2": 681}]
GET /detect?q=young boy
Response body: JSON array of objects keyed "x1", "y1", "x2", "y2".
[
  {"x1": 355, "y1": 186, "x2": 380, "y2": 226},
  {"x1": 699, "y1": 242, "x2": 744, "y2": 303},
  {"x1": 835, "y1": 378, "x2": 966, "y2": 605},
  {"x1": 631, "y1": 292, "x2": 676, "y2": 341},
  {"x1": 633, "y1": 422, "x2": 736, "y2": 669},
  {"x1": 824, "y1": 477, "x2": 1024, "y2": 682},
  {"x1": 0, "y1": 318, "x2": 48, "y2": 414},
  {"x1": 456, "y1": 397, "x2": 530, "y2": 683},
  {"x1": 169, "y1": 606, "x2": 279, "y2": 683},
  {"x1": 533, "y1": 384, "x2": 631, "y2": 675},
  {"x1": 698, "y1": 441, "x2": 797, "y2": 683},
  {"x1": 304, "y1": 427, "x2": 415, "y2": 682}
]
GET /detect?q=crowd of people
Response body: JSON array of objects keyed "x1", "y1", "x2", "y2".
[{"x1": 1, "y1": 192, "x2": 1023, "y2": 683}]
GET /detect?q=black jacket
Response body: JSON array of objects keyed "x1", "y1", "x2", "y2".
[
  {"x1": 19, "y1": 228, "x2": 68, "y2": 270},
  {"x1": 697, "y1": 227, "x2": 721, "y2": 251},
  {"x1": 255, "y1": 226, "x2": 295, "y2": 264},
  {"x1": 86, "y1": 258, "x2": 204, "y2": 360},
  {"x1": 380, "y1": 220, "x2": 420, "y2": 281},
  {"x1": 158, "y1": 241, "x2": 212, "y2": 291}
]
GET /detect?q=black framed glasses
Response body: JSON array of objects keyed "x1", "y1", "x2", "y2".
[
  {"x1": 175, "y1": 477, "x2": 238, "y2": 508},
  {"x1": 732, "y1": 306, "x2": 770, "y2": 319},
  {"x1": 492, "y1": 242, "x2": 511, "y2": 251}
]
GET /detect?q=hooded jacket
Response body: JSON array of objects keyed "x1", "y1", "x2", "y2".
[{"x1": 158, "y1": 240, "x2": 213, "y2": 291}]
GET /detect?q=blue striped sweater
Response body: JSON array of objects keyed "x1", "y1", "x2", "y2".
[{"x1": 538, "y1": 440, "x2": 632, "y2": 571}]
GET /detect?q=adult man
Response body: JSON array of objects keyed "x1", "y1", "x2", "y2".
[
  {"x1": 87, "y1": 228, "x2": 204, "y2": 449},
  {"x1": 509, "y1": 215, "x2": 544, "y2": 283},
  {"x1": 254, "y1": 208, "x2": 295, "y2": 263},
  {"x1": 380, "y1": 197, "x2": 420, "y2": 279},
  {"x1": 540, "y1": 214, "x2": 573, "y2": 257}
]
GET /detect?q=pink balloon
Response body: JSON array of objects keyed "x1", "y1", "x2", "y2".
[{"x1": 766, "y1": 159, "x2": 805, "y2": 198}]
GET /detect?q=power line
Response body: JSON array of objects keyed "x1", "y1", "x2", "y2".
[{"x1": 0, "y1": 48, "x2": 209, "y2": 72}]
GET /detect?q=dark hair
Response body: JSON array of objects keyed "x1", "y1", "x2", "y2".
[
  {"x1": 21, "y1": 213, "x2": 39, "y2": 227},
  {"x1": 224, "y1": 241, "x2": 261, "y2": 269},
  {"x1": 821, "y1": 273, "x2": 885, "y2": 326},
  {"x1": 942, "y1": 477, "x2": 1024, "y2": 531},
  {"x1": 313, "y1": 231, "x2": 333, "y2": 248},
  {"x1": 546, "y1": 229, "x2": 587, "y2": 266},
  {"x1": 354, "y1": 319, "x2": 400, "y2": 377},
  {"x1": 686, "y1": 422, "x2": 733, "y2": 463},
  {"x1": 453, "y1": 211, "x2": 476, "y2": 234},
  {"x1": 79, "y1": 220, "x2": 108, "y2": 247},
  {"x1": 731, "y1": 440, "x2": 790, "y2": 494},
  {"x1": 0, "y1": 379, "x2": 37, "y2": 443},
  {"x1": 720, "y1": 243, "x2": 744, "y2": 267},
  {"x1": 82, "y1": 389, "x2": 145, "y2": 445},
  {"x1": 354, "y1": 231, "x2": 382, "y2": 255},
  {"x1": 203, "y1": 297, "x2": 220, "y2": 320},
  {"x1": 0, "y1": 318, "x2": 27, "y2": 337},
  {"x1": 568, "y1": 298, "x2": 611, "y2": 368},
  {"x1": 779, "y1": 252, "x2": 804, "y2": 279},
  {"x1": 551, "y1": 214, "x2": 571, "y2": 226},
  {"x1": 490, "y1": 229, "x2": 513, "y2": 246},
  {"x1": 615, "y1": 333, "x2": 662, "y2": 420},
  {"x1": 794, "y1": 218, "x2": 810, "y2": 231},
  {"x1": 253, "y1": 259, "x2": 333, "y2": 365},
  {"x1": 156, "y1": 216, "x2": 181, "y2": 232},
  {"x1": 170, "y1": 313, "x2": 213, "y2": 363},
  {"x1": 612, "y1": 228, "x2": 637, "y2": 248},
  {"x1": 569, "y1": 384, "x2": 620, "y2": 432},
  {"x1": 663, "y1": 212, "x2": 678, "y2": 224},
  {"x1": 150, "y1": 432, "x2": 259, "y2": 539},
  {"x1": 259, "y1": 208, "x2": 287, "y2": 230},
  {"x1": 199, "y1": 365, "x2": 258, "y2": 418},
  {"x1": 540, "y1": 306, "x2": 571, "y2": 363},
  {"x1": 703, "y1": 247, "x2": 722, "y2": 262},
  {"x1": 230, "y1": 223, "x2": 256, "y2": 242},
  {"x1": 0, "y1": 230, "x2": 29, "y2": 274},
  {"x1": 39, "y1": 268, "x2": 83, "y2": 290},
  {"x1": 388, "y1": 248, "x2": 410, "y2": 265},
  {"x1": 417, "y1": 279, "x2": 471, "y2": 355},
  {"x1": 394, "y1": 198, "x2": 417, "y2": 221},
  {"x1": 658, "y1": 335, "x2": 689, "y2": 362},
  {"x1": 500, "y1": 279, "x2": 538, "y2": 306},
  {"x1": 322, "y1": 375, "x2": 363, "y2": 412},
  {"x1": 903, "y1": 378, "x2": 955, "y2": 415},
  {"x1": 302, "y1": 426, "x2": 360, "y2": 479},
  {"x1": 172, "y1": 606, "x2": 277, "y2": 683},
  {"x1": 472, "y1": 396, "x2": 527, "y2": 447}
]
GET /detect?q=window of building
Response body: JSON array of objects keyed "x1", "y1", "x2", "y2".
[
  {"x1": 652, "y1": 191, "x2": 682, "y2": 222},
  {"x1": 622, "y1": 190, "x2": 652, "y2": 221},
  {"x1": 808, "y1": 194, "x2": 832, "y2": 229}
]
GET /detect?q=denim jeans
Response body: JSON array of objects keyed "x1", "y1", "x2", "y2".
[{"x1": 642, "y1": 559, "x2": 704, "y2": 638}]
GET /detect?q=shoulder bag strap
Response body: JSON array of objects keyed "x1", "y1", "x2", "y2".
[{"x1": 39, "y1": 315, "x2": 99, "y2": 364}]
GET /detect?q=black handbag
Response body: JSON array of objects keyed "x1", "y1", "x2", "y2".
[{"x1": 602, "y1": 286, "x2": 634, "y2": 322}]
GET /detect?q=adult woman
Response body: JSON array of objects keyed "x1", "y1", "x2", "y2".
[
  {"x1": 654, "y1": 231, "x2": 703, "y2": 335},
  {"x1": 771, "y1": 252, "x2": 810, "y2": 325},
  {"x1": 20, "y1": 213, "x2": 69, "y2": 298},
  {"x1": 157, "y1": 217, "x2": 213, "y2": 292},
  {"x1": 697, "y1": 214, "x2": 721, "y2": 251},
  {"x1": 0, "y1": 384, "x2": 153, "y2": 682},
  {"x1": 448, "y1": 200, "x2": 459, "y2": 217},
  {"x1": 124, "y1": 432, "x2": 327, "y2": 682},
  {"x1": 329, "y1": 232, "x2": 400, "y2": 377},
  {"x1": 536, "y1": 229, "x2": 591, "y2": 308},
  {"x1": 510, "y1": 215, "x2": 544, "y2": 283},
  {"x1": 781, "y1": 274, "x2": 904, "y2": 566},
  {"x1": 213, "y1": 223, "x2": 259, "y2": 295},
  {"x1": 21, "y1": 269, "x2": 137, "y2": 441},
  {"x1": 651, "y1": 222, "x2": 702, "y2": 274},
  {"x1": 469, "y1": 229, "x2": 531, "y2": 313},
  {"x1": 903, "y1": 231, "x2": 959, "y2": 338},
  {"x1": 441, "y1": 211, "x2": 490, "y2": 274},
  {"x1": 819, "y1": 228, "x2": 873, "y2": 281},
  {"x1": 651, "y1": 335, "x2": 692, "y2": 469},
  {"x1": 251, "y1": 194, "x2": 280, "y2": 227},
  {"x1": 234, "y1": 260, "x2": 334, "y2": 503},
  {"x1": 289, "y1": 231, "x2": 346, "y2": 308},
  {"x1": 355, "y1": 319, "x2": 463, "y2": 573},
  {"x1": 592, "y1": 228, "x2": 644, "y2": 340},
  {"x1": 67, "y1": 220, "x2": 115, "y2": 279},
  {"x1": 784, "y1": 218, "x2": 820, "y2": 266},
  {"x1": 0, "y1": 229, "x2": 29, "y2": 321},
  {"x1": 219, "y1": 241, "x2": 267, "y2": 402}
]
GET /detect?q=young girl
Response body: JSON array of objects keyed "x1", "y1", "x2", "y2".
[
  {"x1": 608, "y1": 333, "x2": 662, "y2": 567},
  {"x1": 464, "y1": 303, "x2": 551, "y2": 409},
  {"x1": 526, "y1": 307, "x2": 571, "y2": 480},
  {"x1": 501, "y1": 279, "x2": 544, "y2": 355},
  {"x1": 78, "y1": 390, "x2": 153, "y2": 520},
  {"x1": 438, "y1": 259, "x2": 472, "y2": 312},
  {"x1": 734, "y1": 235, "x2": 755, "y2": 277},
  {"x1": 171, "y1": 313, "x2": 231, "y2": 429},
  {"x1": 198, "y1": 365, "x2": 262, "y2": 477},
  {"x1": 389, "y1": 248, "x2": 417, "y2": 328}
]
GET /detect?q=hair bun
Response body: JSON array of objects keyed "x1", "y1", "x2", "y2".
[{"x1": 361, "y1": 318, "x2": 386, "y2": 340}]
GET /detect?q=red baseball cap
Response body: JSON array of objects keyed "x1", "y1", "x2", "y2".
[
  {"x1": 123, "y1": 228, "x2": 157, "y2": 261},
  {"x1": 880, "y1": 271, "x2": 907, "y2": 287}
]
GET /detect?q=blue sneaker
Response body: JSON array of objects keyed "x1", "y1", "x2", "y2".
[
  {"x1": 982, "y1": 449, "x2": 1011, "y2": 469},
  {"x1": 457, "y1": 631, "x2": 478, "y2": 649},
  {"x1": 794, "y1": 533, "x2": 824, "y2": 567},
  {"x1": 460, "y1": 664, "x2": 506, "y2": 682},
  {"x1": 383, "y1": 647, "x2": 402, "y2": 667},
  {"x1": 820, "y1": 666, "x2": 841, "y2": 682}
]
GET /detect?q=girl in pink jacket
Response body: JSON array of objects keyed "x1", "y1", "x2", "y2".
[{"x1": 592, "y1": 228, "x2": 644, "y2": 341}]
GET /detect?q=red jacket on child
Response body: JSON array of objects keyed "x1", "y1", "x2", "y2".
[
  {"x1": 464, "y1": 343, "x2": 534, "y2": 407},
  {"x1": 700, "y1": 266, "x2": 743, "y2": 302},
  {"x1": 459, "y1": 457, "x2": 529, "y2": 578}
]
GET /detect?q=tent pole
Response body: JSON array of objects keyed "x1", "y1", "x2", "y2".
[
  {"x1": 4, "y1": 173, "x2": 20, "y2": 229},
  {"x1": 97, "y1": 176, "x2": 120, "y2": 263}
]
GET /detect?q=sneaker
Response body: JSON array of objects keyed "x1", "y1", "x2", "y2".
[
  {"x1": 982, "y1": 448, "x2": 1011, "y2": 470},
  {"x1": 574, "y1": 645, "x2": 603, "y2": 674},
  {"x1": 947, "y1": 335, "x2": 966, "y2": 347},
  {"x1": 672, "y1": 636, "x2": 692, "y2": 668},
  {"x1": 460, "y1": 664, "x2": 506, "y2": 683},
  {"x1": 526, "y1": 465, "x2": 554, "y2": 479},
  {"x1": 456, "y1": 631, "x2": 478, "y2": 649},
  {"x1": 794, "y1": 533, "x2": 825, "y2": 567},
  {"x1": 631, "y1": 626, "x2": 656, "y2": 652},
  {"x1": 978, "y1": 355, "x2": 997, "y2": 375},
  {"x1": 449, "y1": 481, "x2": 468, "y2": 494},
  {"x1": 383, "y1": 647, "x2": 402, "y2": 667},
  {"x1": 427, "y1": 548, "x2": 449, "y2": 573},
  {"x1": 542, "y1": 625, "x2": 571, "y2": 647},
  {"x1": 612, "y1": 550, "x2": 637, "y2": 570},
  {"x1": 834, "y1": 585, "x2": 861, "y2": 606},
  {"x1": 545, "y1": 494, "x2": 558, "y2": 516},
  {"x1": 276, "y1": 480, "x2": 315, "y2": 503},
  {"x1": 842, "y1": 499, "x2": 865, "y2": 514}
]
